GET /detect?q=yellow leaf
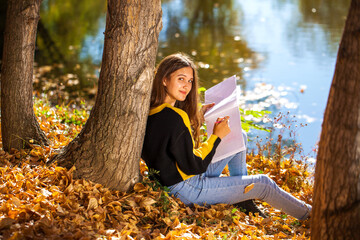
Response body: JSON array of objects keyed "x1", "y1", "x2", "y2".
[
  {"x1": 56, "y1": 205, "x2": 66, "y2": 215},
  {"x1": 277, "y1": 231, "x2": 288, "y2": 238},
  {"x1": 41, "y1": 188, "x2": 52, "y2": 197},
  {"x1": 171, "y1": 217, "x2": 180, "y2": 228},
  {"x1": 244, "y1": 183, "x2": 255, "y2": 194},
  {"x1": 106, "y1": 201, "x2": 122, "y2": 208},
  {"x1": 186, "y1": 207, "x2": 194, "y2": 215},
  {"x1": 52, "y1": 191, "x2": 60, "y2": 198},
  {"x1": 204, "y1": 209, "x2": 216, "y2": 219},
  {"x1": 30, "y1": 149, "x2": 40, "y2": 157},
  {"x1": 261, "y1": 217, "x2": 272, "y2": 225},
  {"x1": 163, "y1": 217, "x2": 172, "y2": 226},
  {"x1": 73, "y1": 214, "x2": 85, "y2": 224},
  {"x1": 140, "y1": 197, "x2": 156, "y2": 207},
  {"x1": 87, "y1": 197, "x2": 98, "y2": 210},
  {"x1": 133, "y1": 182, "x2": 146, "y2": 192},
  {"x1": 126, "y1": 198, "x2": 137, "y2": 208},
  {"x1": 11, "y1": 197, "x2": 21, "y2": 207},
  {"x1": 15, "y1": 173, "x2": 24, "y2": 181},
  {"x1": 64, "y1": 183, "x2": 74, "y2": 194},
  {"x1": 8, "y1": 210, "x2": 19, "y2": 219},
  {"x1": 54, "y1": 166, "x2": 65, "y2": 172},
  {"x1": 282, "y1": 224, "x2": 292, "y2": 232}
]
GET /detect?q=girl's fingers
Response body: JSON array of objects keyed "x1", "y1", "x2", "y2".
[
  {"x1": 216, "y1": 117, "x2": 224, "y2": 124},
  {"x1": 216, "y1": 116, "x2": 230, "y2": 125}
]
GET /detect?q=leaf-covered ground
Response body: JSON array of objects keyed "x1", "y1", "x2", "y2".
[{"x1": 0, "y1": 98, "x2": 313, "y2": 239}]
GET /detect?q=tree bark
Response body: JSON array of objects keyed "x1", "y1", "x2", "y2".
[
  {"x1": 311, "y1": 0, "x2": 360, "y2": 239},
  {"x1": 1, "y1": 0, "x2": 49, "y2": 151},
  {"x1": 53, "y1": 0, "x2": 162, "y2": 192}
]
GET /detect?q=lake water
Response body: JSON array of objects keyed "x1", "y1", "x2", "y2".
[
  {"x1": 30, "y1": 0, "x2": 351, "y2": 159},
  {"x1": 235, "y1": 0, "x2": 349, "y2": 159},
  {"x1": 157, "y1": 0, "x2": 350, "y2": 160}
]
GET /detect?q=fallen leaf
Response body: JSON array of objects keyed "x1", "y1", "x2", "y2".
[
  {"x1": 41, "y1": 188, "x2": 52, "y2": 197},
  {"x1": 244, "y1": 183, "x2": 255, "y2": 194},
  {"x1": 140, "y1": 197, "x2": 156, "y2": 207},
  {"x1": 133, "y1": 182, "x2": 146, "y2": 192},
  {"x1": 0, "y1": 97, "x2": 313, "y2": 239},
  {"x1": 11, "y1": 196, "x2": 21, "y2": 207},
  {"x1": 87, "y1": 197, "x2": 98, "y2": 210},
  {"x1": 0, "y1": 218, "x2": 16, "y2": 230}
]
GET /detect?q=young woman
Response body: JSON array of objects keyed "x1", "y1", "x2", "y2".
[{"x1": 141, "y1": 53, "x2": 311, "y2": 220}]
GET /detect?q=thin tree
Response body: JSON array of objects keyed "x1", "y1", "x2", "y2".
[
  {"x1": 1, "y1": 0, "x2": 49, "y2": 151},
  {"x1": 311, "y1": 0, "x2": 360, "y2": 239},
  {"x1": 52, "y1": 0, "x2": 162, "y2": 192}
]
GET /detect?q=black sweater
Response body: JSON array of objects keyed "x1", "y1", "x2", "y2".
[{"x1": 141, "y1": 103, "x2": 221, "y2": 186}]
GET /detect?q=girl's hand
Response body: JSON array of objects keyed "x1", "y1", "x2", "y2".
[
  {"x1": 200, "y1": 103, "x2": 215, "y2": 123},
  {"x1": 213, "y1": 116, "x2": 231, "y2": 139}
]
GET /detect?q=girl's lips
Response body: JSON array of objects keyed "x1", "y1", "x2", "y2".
[{"x1": 180, "y1": 90, "x2": 187, "y2": 95}]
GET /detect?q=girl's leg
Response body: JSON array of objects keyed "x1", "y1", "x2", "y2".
[
  {"x1": 227, "y1": 151, "x2": 247, "y2": 176},
  {"x1": 226, "y1": 130, "x2": 248, "y2": 176},
  {"x1": 204, "y1": 154, "x2": 236, "y2": 178},
  {"x1": 204, "y1": 130, "x2": 249, "y2": 178},
  {"x1": 170, "y1": 174, "x2": 311, "y2": 220}
]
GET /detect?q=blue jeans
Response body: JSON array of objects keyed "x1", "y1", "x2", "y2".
[{"x1": 169, "y1": 133, "x2": 312, "y2": 220}]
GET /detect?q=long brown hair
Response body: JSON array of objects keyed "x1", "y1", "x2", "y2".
[{"x1": 151, "y1": 53, "x2": 201, "y2": 147}]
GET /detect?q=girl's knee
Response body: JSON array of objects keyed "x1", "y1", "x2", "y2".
[
  {"x1": 251, "y1": 174, "x2": 276, "y2": 200},
  {"x1": 257, "y1": 174, "x2": 275, "y2": 186}
]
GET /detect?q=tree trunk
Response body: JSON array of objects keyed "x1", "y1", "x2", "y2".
[
  {"x1": 53, "y1": 0, "x2": 162, "y2": 192},
  {"x1": 0, "y1": 0, "x2": 7, "y2": 62},
  {"x1": 311, "y1": 0, "x2": 360, "y2": 239},
  {"x1": 1, "y1": 0, "x2": 49, "y2": 151}
]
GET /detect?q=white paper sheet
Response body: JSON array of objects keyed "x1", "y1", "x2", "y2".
[{"x1": 204, "y1": 75, "x2": 245, "y2": 163}]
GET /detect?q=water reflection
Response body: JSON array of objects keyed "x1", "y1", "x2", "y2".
[
  {"x1": 33, "y1": 0, "x2": 106, "y2": 104},
  {"x1": 37, "y1": 0, "x2": 106, "y2": 64},
  {"x1": 159, "y1": 0, "x2": 260, "y2": 91},
  {"x1": 235, "y1": 0, "x2": 349, "y2": 157},
  {"x1": 286, "y1": 0, "x2": 350, "y2": 60}
]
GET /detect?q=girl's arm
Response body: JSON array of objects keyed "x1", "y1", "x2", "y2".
[{"x1": 170, "y1": 128, "x2": 221, "y2": 176}]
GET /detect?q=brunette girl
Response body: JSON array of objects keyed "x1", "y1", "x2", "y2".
[{"x1": 141, "y1": 53, "x2": 311, "y2": 220}]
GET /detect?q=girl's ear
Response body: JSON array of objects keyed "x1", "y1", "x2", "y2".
[{"x1": 162, "y1": 78, "x2": 167, "y2": 87}]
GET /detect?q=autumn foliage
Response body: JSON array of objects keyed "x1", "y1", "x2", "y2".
[{"x1": 0, "y1": 98, "x2": 313, "y2": 239}]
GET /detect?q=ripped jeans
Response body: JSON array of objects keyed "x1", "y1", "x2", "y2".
[{"x1": 168, "y1": 133, "x2": 312, "y2": 220}]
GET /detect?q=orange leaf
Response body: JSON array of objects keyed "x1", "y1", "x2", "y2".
[
  {"x1": 0, "y1": 218, "x2": 16, "y2": 230},
  {"x1": 133, "y1": 182, "x2": 146, "y2": 192},
  {"x1": 8, "y1": 210, "x2": 19, "y2": 219},
  {"x1": 11, "y1": 197, "x2": 21, "y2": 207},
  {"x1": 87, "y1": 197, "x2": 98, "y2": 210},
  {"x1": 244, "y1": 183, "x2": 255, "y2": 194},
  {"x1": 277, "y1": 231, "x2": 288, "y2": 238}
]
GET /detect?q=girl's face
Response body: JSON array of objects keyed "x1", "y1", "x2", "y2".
[{"x1": 163, "y1": 67, "x2": 194, "y2": 106}]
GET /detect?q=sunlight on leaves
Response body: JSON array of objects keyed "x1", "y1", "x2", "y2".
[{"x1": 0, "y1": 97, "x2": 312, "y2": 239}]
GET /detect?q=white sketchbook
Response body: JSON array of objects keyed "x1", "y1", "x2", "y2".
[{"x1": 204, "y1": 75, "x2": 245, "y2": 163}]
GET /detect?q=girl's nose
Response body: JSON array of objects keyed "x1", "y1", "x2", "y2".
[{"x1": 184, "y1": 81, "x2": 192, "y2": 89}]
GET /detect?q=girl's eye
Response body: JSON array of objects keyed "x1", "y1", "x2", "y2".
[
  {"x1": 188, "y1": 80, "x2": 193, "y2": 83},
  {"x1": 179, "y1": 78, "x2": 184, "y2": 81}
]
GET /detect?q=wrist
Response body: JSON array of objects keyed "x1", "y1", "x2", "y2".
[{"x1": 213, "y1": 133, "x2": 222, "y2": 140}]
